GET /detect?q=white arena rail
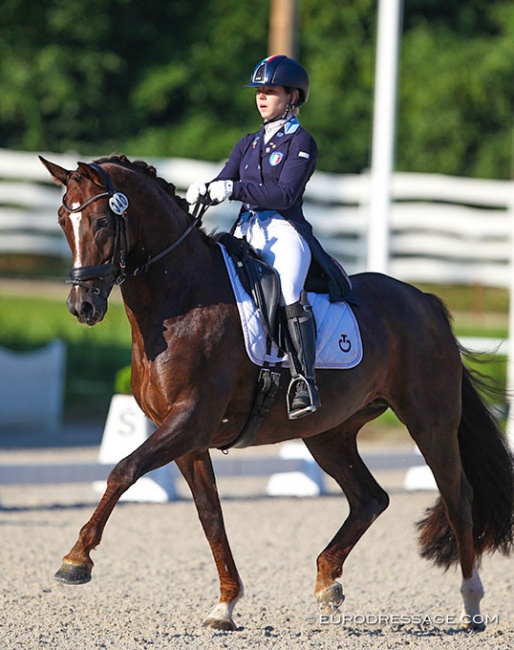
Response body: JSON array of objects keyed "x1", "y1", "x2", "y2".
[{"x1": 1, "y1": 148, "x2": 513, "y2": 285}]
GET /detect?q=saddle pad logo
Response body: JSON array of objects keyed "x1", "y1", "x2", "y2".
[
  {"x1": 269, "y1": 152, "x2": 284, "y2": 166},
  {"x1": 338, "y1": 334, "x2": 352, "y2": 353}
]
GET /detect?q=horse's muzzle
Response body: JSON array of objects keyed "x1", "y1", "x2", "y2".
[{"x1": 67, "y1": 286, "x2": 108, "y2": 326}]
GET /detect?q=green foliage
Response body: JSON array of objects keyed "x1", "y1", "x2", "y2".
[
  {"x1": 301, "y1": 0, "x2": 377, "y2": 172},
  {"x1": 1, "y1": 0, "x2": 513, "y2": 177},
  {"x1": 0, "y1": 293, "x2": 131, "y2": 418},
  {"x1": 415, "y1": 283, "x2": 509, "y2": 315},
  {"x1": 114, "y1": 364, "x2": 132, "y2": 395},
  {"x1": 398, "y1": 5, "x2": 514, "y2": 178}
]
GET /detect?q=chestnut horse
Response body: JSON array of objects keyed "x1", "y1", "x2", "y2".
[{"x1": 40, "y1": 155, "x2": 514, "y2": 631}]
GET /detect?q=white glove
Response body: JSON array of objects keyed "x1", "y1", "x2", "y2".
[
  {"x1": 208, "y1": 180, "x2": 233, "y2": 204},
  {"x1": 186, "y1": 181, "x2": 207, "y2": 205}
]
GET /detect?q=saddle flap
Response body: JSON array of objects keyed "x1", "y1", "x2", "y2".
[{"x1": 217, "y1": 233, "x2": 281, "y2": 345}]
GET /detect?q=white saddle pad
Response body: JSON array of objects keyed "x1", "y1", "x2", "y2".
[{"x1": 220, "y1": 243, "x2": 363, "y2": 369}]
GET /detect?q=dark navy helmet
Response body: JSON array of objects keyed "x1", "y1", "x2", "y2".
[{"x1": 245, "y1": 55, "x2": 310, "y2": 104}]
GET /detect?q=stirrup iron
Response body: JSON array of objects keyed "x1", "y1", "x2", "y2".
[{"x1": 287, "y1": 374, "x2": 319, "y2": 420}]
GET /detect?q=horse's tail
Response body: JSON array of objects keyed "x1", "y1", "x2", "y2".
[{"x1": 417, "y1": 355, "x2": 514, "y2": 568}]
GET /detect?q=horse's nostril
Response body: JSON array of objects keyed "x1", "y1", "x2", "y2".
[
  {"x1": 80, "y1": 302, "x2": 94, "y2": 321},
  {"x1": 67, "y1": 295, "x2": 80, "y2": 318}
]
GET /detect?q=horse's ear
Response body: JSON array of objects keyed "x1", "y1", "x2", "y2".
[
  {"x1": 39, "y1": 156, "x2": 70, "y2": 186},
  {"x1": 77, "y1": 161, "x2": 104, "y2": 188}
]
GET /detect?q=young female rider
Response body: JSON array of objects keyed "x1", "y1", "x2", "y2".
[{"x1": 186, "y1": 54, "x2": 350, "y2": 419}]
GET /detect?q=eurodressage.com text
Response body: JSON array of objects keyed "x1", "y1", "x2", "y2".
[{"x1": 320, "y1": 613, "x2": 499, "y2": 627}]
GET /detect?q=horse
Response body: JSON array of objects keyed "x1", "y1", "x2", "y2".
[{"x1": 39, "y1": 154, "x2": 514, "y2": 632}]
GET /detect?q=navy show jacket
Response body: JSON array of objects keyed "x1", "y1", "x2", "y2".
[
  {"x1": 214, "y1": 118, "x2": 351, "y2": 301},
  {"x1": 214, "y1": 117, "x2": 317, "y2": 228}
]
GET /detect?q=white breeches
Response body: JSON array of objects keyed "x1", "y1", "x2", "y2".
[{"x1": 234, "y1": 213, "x2": 311, "y2": 306}]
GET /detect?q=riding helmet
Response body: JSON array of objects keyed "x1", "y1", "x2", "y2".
[{"x1": 245, "y1": 55, "x2": 310, "y2": 104}]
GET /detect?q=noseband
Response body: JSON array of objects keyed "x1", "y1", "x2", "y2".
[{"x1": 62, "y1": 162, "x2": 205, "y2": 297}]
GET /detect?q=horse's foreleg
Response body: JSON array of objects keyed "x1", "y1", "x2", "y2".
[
  {"x1": 304, "y1": 430, "x2": 389, "y2": 615},
  {"x1": 55, "y1": 451, "x2": 146, "y2": 584},
  {"x1": 55, "y1": 406, "x2": 205, "y2": 585},
  {"x1": 176, "y1": 451, "x2": 243, "y2": 631}
]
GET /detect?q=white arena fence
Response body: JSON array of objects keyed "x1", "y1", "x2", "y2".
[
  {"x1": 0, "y1": 340, "x2": 65, "y2": 432},
  {"x1": 2, "y1": 148, "x2": 513, "y2": 355},
  {"x1": 1, "y1": 147, "x2": 513, "y2": 286}
]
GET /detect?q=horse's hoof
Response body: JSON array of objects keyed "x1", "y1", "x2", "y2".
[
  {"x1": 55, "y1": 562, "x2": 92, "y2": 585},
  {"x1": 202, "y1": 617, "x2": 237, "y2": 631},
  {"x1": 316, "y1": 582, "x2": 345, "y2": 614},
  {"x1": 462, "y1": 617, "x2": 486, "y2": 632}
]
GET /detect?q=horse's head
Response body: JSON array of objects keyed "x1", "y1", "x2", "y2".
[{"x1": 40, "y1": 156, "x2": 133, "y2": 325}]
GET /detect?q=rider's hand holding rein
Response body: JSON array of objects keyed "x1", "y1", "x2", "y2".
[
  {"x1": 185, "y1": 179, "x2": 233, "y2": 209},
  {"x1": 185, "y1": 181, "x2": 207, "y2": 211},
  {"x1": 208, "y1": 180, "x2": 234, "y2": 204}
]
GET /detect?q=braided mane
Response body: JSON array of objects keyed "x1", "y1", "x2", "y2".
[
  {"x1": 94, "y1": 154, "x2": 189, "y2": 212},
  {"x1": 94, "y1": 154, "x2": 215, "y2": 244}
]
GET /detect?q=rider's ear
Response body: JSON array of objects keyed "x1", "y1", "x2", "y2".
[{"x1": 77, "y1": 162, "x2": 104, "y2": 188}]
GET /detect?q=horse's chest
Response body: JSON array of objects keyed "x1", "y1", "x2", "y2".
[{"x1": 132, "y1": 363, "x2": 170, "y2": 425}]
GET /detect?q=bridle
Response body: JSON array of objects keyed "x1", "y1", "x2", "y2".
[{"x1": 61, "y1": 162, "x2": 207, "y2": 297}]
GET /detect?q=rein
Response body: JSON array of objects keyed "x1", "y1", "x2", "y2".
[{"x1": 62, "y1": 162, "x2": 206, "y2": 296}]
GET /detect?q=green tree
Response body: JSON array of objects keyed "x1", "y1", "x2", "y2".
[
  {"x1": 124, "y1": 0, "x2": 270, "y2": 160},
  {"x1": 300, "y1": 0, "x2": 377, "y2": 172},
  {"x1": 397, "y1": 2, "x2": 514, "y2": 178},
  {"x1": 0, "y1": 0, "x2": 123, "y2": 151},
  {"x1": 0, "y1": 0, "x2": 513, "y2": 178}
]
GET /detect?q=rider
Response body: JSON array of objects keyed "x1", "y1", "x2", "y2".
[{"x1": 186, "y1": 54, "x2": 350, "y2": 419}]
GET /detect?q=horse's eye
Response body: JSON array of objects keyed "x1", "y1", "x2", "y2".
[{"x1": 95, "y1": 217, "x2": 110, "y2": 229}]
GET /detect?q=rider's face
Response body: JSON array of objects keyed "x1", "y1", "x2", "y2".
[{"x1": 255, "y1": 86, "x2": 291, "y2": 121}]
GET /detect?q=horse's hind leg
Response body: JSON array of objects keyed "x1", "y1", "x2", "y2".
[
  {"x1": 394, "y1": 369, "x2": 484, "y2": 629},
  {"x1": 175, "y1": 451, "x2": 243, "y2": 631},
  {"x1": 303, "y1": 428, "x2": 390, "y2": 614},
  {"x1": 407, "y1": 420, "x2": 483, "y2": 628}
]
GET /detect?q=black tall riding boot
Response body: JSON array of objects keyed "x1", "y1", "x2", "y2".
[{"x1": 284, "y1": 299, "x2": 320, "y2": 419}]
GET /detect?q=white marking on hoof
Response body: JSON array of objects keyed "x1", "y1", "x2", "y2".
[
  {"x1": 460, "y1": 566, "x2": 485, "y2": 629},
  {"x1": 316, "y1": 582, "x2": 345, "y2": 615},
  {"x1": 203, "y1": 602, "x2": 237, "y2": 631},
  {"x1": 203, "y1": 582, "x2": 244, "y2": 631}
]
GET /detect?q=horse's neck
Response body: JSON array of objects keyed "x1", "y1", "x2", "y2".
[
  {"x1": 124, "y1": 201, "x2": 198, "y2": 301},
  {"x1": 120, "y1": 234, "x2": 228, "y2": 357}
]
